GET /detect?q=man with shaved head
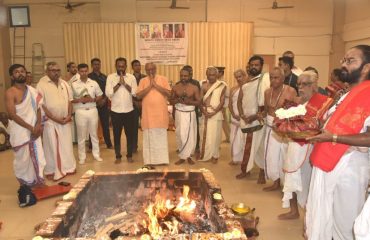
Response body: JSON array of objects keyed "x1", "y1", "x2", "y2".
[
  {"x1": 263, "y1": 67, "x2": 296, "y2": 191},
  {"x1": 198, "y1": 66, "x2": 227, "y2": 163},
  {"x1": 136, "y1": 63, "x2": 171, "y2": 166},
  {"x1": 170, "y1": 67, "x2": 201, "y2": 165},
  {"x1": 228, "y1": 69, "x2": 247, "y2": 165}
]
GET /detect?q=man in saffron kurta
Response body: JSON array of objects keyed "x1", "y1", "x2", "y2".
[
  {"x1": 136, "y1": 63, "x2": 171, "y2": 166},
  {"x1": 37, "y1": 62, "x2": 76, "y2": 181},
  {"x1": 5, "y1": 64, "x2": 46, "y2": 186}
]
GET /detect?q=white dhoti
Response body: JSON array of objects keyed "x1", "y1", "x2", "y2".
[
  {"x1": 43, "y1": 120, "x2": 76, "y2": 181},
  {"x1": 143, "y1": 128, "x2": 169, "y2": 165},
  {"x1": 250, "y1": 125, "x2": 266, "y2": 169},
  {"x1": 264, "y1": 115, "x2": 285, "y2": 181},
  {"x1": 282, "y1": 141, "x2": 312, "y2": 208},
  {"x1": 354, "y1": 197, "x2": 370, "y2": 240},
  {"x1": 199, "y1": 80, "x2": 225, "y2": 162},
  {"x1": 199, "y1": 116, "x2": 222, "y2": 161},
  {"x1": 306, "y1": 150, "x2": 369, "y2": 240},
  {"x1": 175, "y1": 104, "x2": 196, "y2": 160},
  {"x1": 8, "y1": 86, "x2": 46, "y2": 186},
  {"x1": 230, "y1": 119, "x2": 245, "y2": 163}
]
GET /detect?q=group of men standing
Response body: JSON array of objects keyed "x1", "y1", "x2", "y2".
[
  {"x1": 5, "y1": 44, "x2": 370, "y2": 239},
  {"x1": 226, "y1": 45, "x2": 370, "y2": 240}
]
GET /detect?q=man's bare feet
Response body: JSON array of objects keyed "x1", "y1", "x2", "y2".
[
  {"x1": 175, "y1": 159, "x2": 186, "y2": 165},
  {"x1": 257, "y1": 169, "x2": 266, "y2": 184},
  {"x1": 194, "y1": 151, "x2": 200, "y2": 160},
  {"x1": 211, "y1": 157, "x2": 218, "y2": 164},
  {"x1": 127, "y1": 157, "x2": 134, "y2": 163},
  {"x1": 187, "y1": 158, "x2": 195, "y2": 165},
  {"x1": 278, "y1": 211, "x2": 300, "y2": 220},
  {"x1": 235, "y1": 172, "x2": 250, "y2": 179},
  {"x1": 263, "y1": 179, "x2": 280, "y2": 191},
  {"x1": 229, "y1": 161, "x2": 238, "y2": 165}
]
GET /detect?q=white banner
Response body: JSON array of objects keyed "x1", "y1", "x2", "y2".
[{"x1": 135, "y1": 22, "x2": 188, "y2": 65}]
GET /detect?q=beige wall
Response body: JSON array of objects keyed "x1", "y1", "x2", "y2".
[
  {"x1": 0, "y1": 0, "x2": 11, "y2": 112},
  {"x1": 4, "y1": 0, "x2": 367, "y2": 88},
  {"x1": 343, "y1": 0, "x2": 370, "y2": 50}
]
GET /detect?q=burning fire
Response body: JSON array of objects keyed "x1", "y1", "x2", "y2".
[{"x1": 142, "y1": 185, "x2": 196, "y2": 239}]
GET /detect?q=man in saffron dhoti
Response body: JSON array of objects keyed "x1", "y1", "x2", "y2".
[
  {"x1": 263, "y1": 67, "x2": 296, "y2": 191},
  {"x1": 198, "y1": 66, "x2": 227, "y2": 163},
  {"x1": 228, "y1": 69, "x2": 247, "y2": 165},
  {"x1": 305, "y1": 45, "x2": 370, "y2": 240},
  {"x1": 170, "y1": 68, "x2": 201, "y2": 165},
  {"x1": 37, "y1": 62, "x2": 76, "y2": 181},
  {"x1": 136, "y1": 63, "x2": 171, "y2": 166},
  {"x1": 5, "y1": 64, "x2": 46, "y2": 186},
  {"x1": 278, "y1": 71, "x2": 332, "y2": 220}
]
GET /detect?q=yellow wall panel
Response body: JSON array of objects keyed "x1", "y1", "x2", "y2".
[{"x1": 63, "y1": 22, "x2": 252, "y2": 87}]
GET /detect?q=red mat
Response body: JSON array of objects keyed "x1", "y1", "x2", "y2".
[{"x1": 32, "y1": 185, "x2": 72, "y2": 200}]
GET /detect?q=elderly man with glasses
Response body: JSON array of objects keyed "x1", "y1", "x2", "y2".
[{"x1": 36, "y1": 62, "x2": 76, "y2": 181}]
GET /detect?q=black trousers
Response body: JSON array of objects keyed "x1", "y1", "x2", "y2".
[
  {"x1": 132, "y1": 106, "x2": 140, "y2": 151},
  {"x1": 97, "y1": 106, "x2": 112, "y2": 147},
  {"x1": 111, "y1": 110, "x2": 135, "y2": 159}
]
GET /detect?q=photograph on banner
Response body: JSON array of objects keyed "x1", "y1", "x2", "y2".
[{"x1": 135, "y1": 22, "x2": 188, "y2": 65}]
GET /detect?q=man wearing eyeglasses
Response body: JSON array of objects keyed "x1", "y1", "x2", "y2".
[
  {"x1": 305, "y1": 45, "x2": 370, "y2": 240},
  {"x1": 36, "y1": 62, "x2": 76, "y2": 181}
]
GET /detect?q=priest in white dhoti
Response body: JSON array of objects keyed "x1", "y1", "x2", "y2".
[
  {"x1": 305, "y1": 45, "x2": 370, "y2": 240},
  {"x1": 5, "y1": 64, "x2": 46, "y2": 186},
  {"x1": 37, "y1": 62, "x2": 76, "y2": 181},
  {"x1": 198, "y1": 67, "x2": 226, "y2": 163},
  {"x1": 170, "y1": 68, "x2": 201, "y2": 165},
  {"x1": 136, "y1": 63, "x2": 171, "y2": 166},
  {"x1": 228, "y1": 69, "x2": 247, "y2": 165},
  {"x1": 235, "y1": 56, "x2": 270, "y2": 181},
  {"x1": 278, "y1": 71, "x2": 330, "y2": 220},
  {"x1": 263, "y1": 67, "x2": 297, "y2": 191}
]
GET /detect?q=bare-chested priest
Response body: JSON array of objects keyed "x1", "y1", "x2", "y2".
[
  {"x1": 170, "y1": 68, "x2": 201, "y2": 165},
  {"x1": 263, "y1": 67, "x2": 296, "y2": 191},
  {"x1": 5, "y1": 64, "x2": 46, "y2": 186},
  {"x1": 198, "y1": 66, "x2": 227, "y2": 163}
]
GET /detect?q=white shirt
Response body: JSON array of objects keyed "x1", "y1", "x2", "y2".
[
  {"x1": 37, "y1": 76, "x2": 73, "y2": 119},
  {"x1": 71, "y1": 78, "x2": 103, "y2": 110},
  {"x1": 105, "y1": 72, "x2": 137, "y2": 113}
]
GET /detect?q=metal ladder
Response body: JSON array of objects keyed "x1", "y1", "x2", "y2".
[
  {"x1": 12, "y1": 27, "x2": 26, "y2": 65},
  {"x1": 32, "y1": 43, "x2": 45, "y2": 85}
]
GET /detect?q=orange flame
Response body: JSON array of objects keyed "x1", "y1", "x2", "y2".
[{"x1": 144, "y1": 185, "x2": 196, "y2": 238}]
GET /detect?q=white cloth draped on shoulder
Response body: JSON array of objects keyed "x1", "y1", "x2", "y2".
[
  {"x1": 175, "y1": 103, "x2": 197, "y2": 160},
  {"x1": 199, "y1": 80, "x2": 225, "y2": 161},
  {"x1": 143, "y1": 128, "x2": 169, "y2": 165},
  {"x1": 282, "y1": 141, "x2": 312, "y2": 208},
  {"x1": 8, "y1": 86, "x2": 46, "y2": 186}
]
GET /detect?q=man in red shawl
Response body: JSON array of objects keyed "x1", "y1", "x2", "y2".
[{"x1": 305, "y1": 45, "x2": 370, "y2": 240}]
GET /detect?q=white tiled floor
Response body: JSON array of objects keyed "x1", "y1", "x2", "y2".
[{"x1": 0, "y1": 131, "x2": 304, "y2": 240}]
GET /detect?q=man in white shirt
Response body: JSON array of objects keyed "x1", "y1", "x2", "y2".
[
  {"x1": 71, "y1": 63, "x2": 103, "y2": 164},
  {"x1": 105, "y1": 57, "x2": 137, "y2": 164},
  {"x1": 37, "y1": 62, "x2": 76, "y2": 181}
]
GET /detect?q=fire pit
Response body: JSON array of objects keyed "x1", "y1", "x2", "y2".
[{"x1": 35, "y1": 169, "x2": 258, "y2": 239}]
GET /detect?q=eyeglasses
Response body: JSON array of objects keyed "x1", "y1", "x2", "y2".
[
  {"x1": 340, "y1": 57, "x2": 359, "y2": 65},
  {"x1": 297, "y1": 81, "x2": 313, "y2": 87}
]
